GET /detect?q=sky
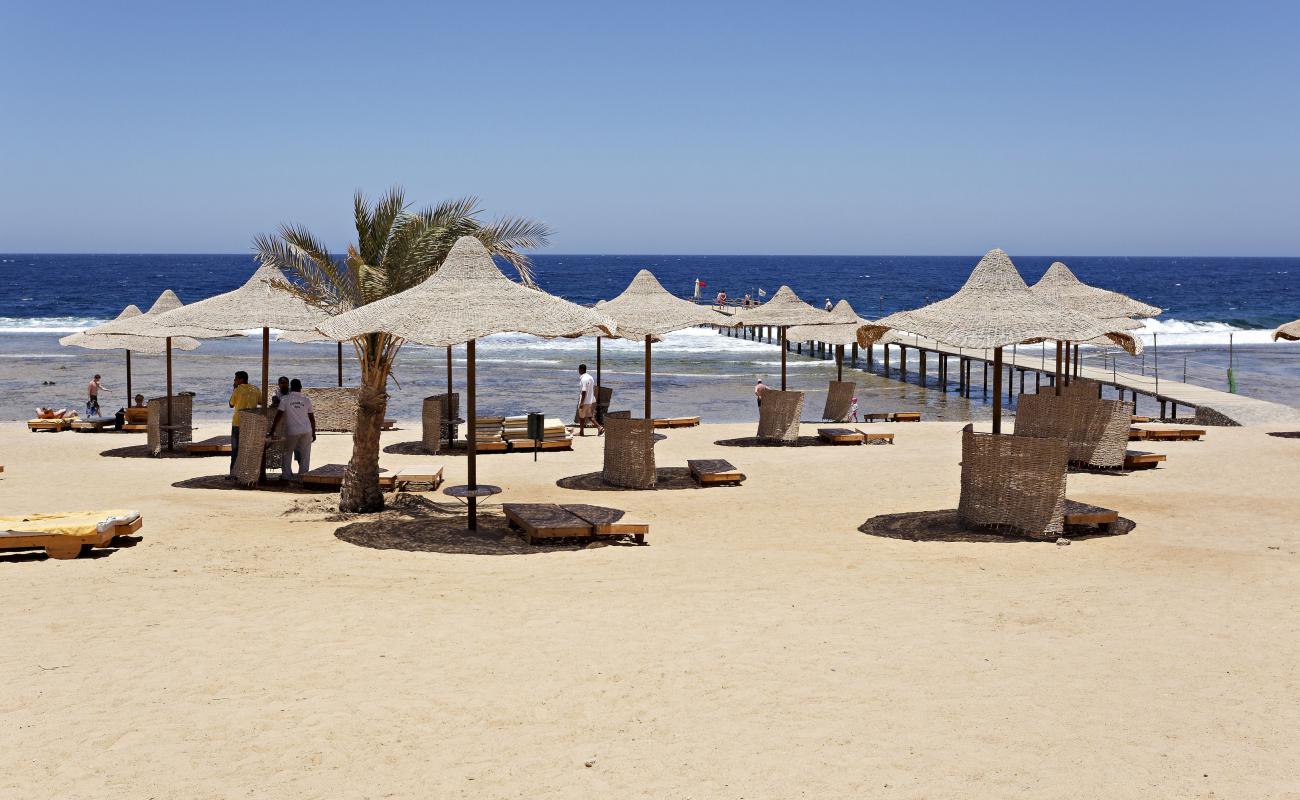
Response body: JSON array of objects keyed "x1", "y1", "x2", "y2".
[{"x1": 2, "y1": 0, "x2": 1298, "y2": 256}]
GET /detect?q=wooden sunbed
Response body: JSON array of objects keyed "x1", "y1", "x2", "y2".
[
  {"x1": 382, "y1": 418, "x2": 397, "y2": 430},
  {"x1": 687, "y1": 459, "x2": 746, "y2": 486},
  {"x1": 857, "y1": 429, "x2": 895, "y2": 444},
  {"x1": 653, "y1": 416, "x2": 700, "y2": 428},
  {"x1": 1133, "y1": 427, "x2": 1205, "y2": 442},
  {"x1": 507, "y1": 438, "x2": 574, "y2": 452},
  {"x1": 71, "y1": 417, "x2": 117, "y2": 432},
  {"x1": 503, "y1": 503, "x2": 648, "y2": 545},
  {"x1": 861, "y1": 412, "x2": 920, "y2": 423},
  {"x1": 187, "y1": 436, "x2": 233, "y2": 455},
  {"x1": 817, "y1": 427, "x2": 865, "y2": 445},
  {"x1": 1131, "y1": 415, "x2": 1152, "y2": 423},
  {"x1": 301, "y1": 464, "x2": 395, "y2": 489},
  {"x1": 1123, "y1": 451, "x2": 1167, "y2": 470},
  {"x1": 27, "y1": 418, "x2": 73, "y2": 432},
  {"x1": 1063, "y1": 499, "x2": 1119, "y2": 534},
  {"x1": 391, "y1": 464, "x2": 444, "y2": 493},
  {"x1": 0, "y1": 510, "x2": 142, "y2": 559}
]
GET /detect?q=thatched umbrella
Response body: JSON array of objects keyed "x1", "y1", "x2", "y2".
[
  {"x1": 136, "y1": 263, "x2": 334, "y2": 406},
  {"x1": 72, "y1": 290, "x2": 200, "y2": 416},
  {"x1": 595, "y1": 269, "x2": 729, "y2": 418},
  {"x1": 786, "y1": 300, "x2": 891, "y2": 382},
  {"x1": 733, "y1": 286, "x2": 838, "y2": 389},
  {"x1": 1030, "y1": 261, "x2": 1160, "y2": 380},
  {"x1": 1274, "y1": 319, "x2": 1300, "y2": 341},
  {"x1": 318, "y1": 236, "x2": 617, "y2": 530},
  {"x1": 857, "y1": 249, "x2": 1138, "y2": 433},
  {"x1": 60, "y1": 304, "x2": 200, "y2": 402}
]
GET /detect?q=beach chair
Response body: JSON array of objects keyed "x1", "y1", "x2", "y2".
[
  {"x1": 301, "y1": 464, "x2": 394, "y2": 490},
  {"x1": 596, "y1": 385, "x2": 613, "y2": 423},
  {"x1": 959, "y1": 424, "x2": 1068, "y2": 539},
  {"x1": 27, "y1": 417, "x2": 74, "y2": 432},
  {"x1": 687, "y1": 459, "x2": 746, "y2": 486},
  {"x1": 391, "y1": 464, "x2": 444, "y2": 493},
  {"x1": 71, "y1": 417, "x2": 118, "y2": 432},
  {"x1": 1014, "y1": 393, "x2": 1131, "y2": 471},
  {"x1": 1133, "y1": 426, "x2": 1206, "y2": 442},
  {"x1": 757, "y1": 389, "x2": 805, "y2": 444},
  {"x1": 302, "y1": 387, "x2": 359, "y2": 432},
  {"x1": 0, "y1": 510, "x2": 141, "y2": 559},
  {"x1": 1123, "y1": 451, "x2": 1166, "y2": 470},
  {"x1": 822, "y1": 381, "x2": 855, "y2": 422},
  {"x1": 602, "y1": 415, "x2": 657, "y2": 489},
  {"x1": 817, "y1": 427, "x2": 865, "y2": 445},
  {"x1": 890, "y1": 412, "x2": 922, "y2": 422},
  {"x1": 187, "y1": 435, "x2": 232, "y2": 455},
  {"x1": 146, "y1": 394, "x2": 193, "y2": 456},
  {"x1": 504, "y1": 503, "x2": 647, "y2": 545},
  {"x1": 652, "y1": 416, "x2": 701, "y2": 428},
  {"x1": 123, "y1": 406, "x2": 148, "y2": 432},
  {"x1": 1059, "y1": 376, "x2": 1104, "y2": 399}
]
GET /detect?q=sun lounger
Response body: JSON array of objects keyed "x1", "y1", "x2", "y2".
[
  {"x1": 391, "y1": 464, "x2": 444, "y2": 493},
  {"x1": 687, "y1": 459, "x2": 746, "y2": 486},
  {"x1": 1133, "y1": 427, "x2": 1205, "y2": 442},
  {"x1": 817, "y1": 427, "x2": 865, "y2": 445},
  {"x1": 187, "y1": 436, "x2": 232, "y2": 455},
  {"x1": 503, "y1": 503, "x2": 647, "y2": 545},
  {"x1": 71, "y1": 417, "x2": 117, "y2": 432},
  {"x1": 383, "y1": 418, "x2": 396, "y2": 430},
  {"x1": 301, "y1": 464, "x2": 395, "y2": 489},
  {"x1": 1063, "y1": 499, "x2": 1119, "y2": 534},
  {"x1": 653, "y1": 416, "x2": 700, "y2": 428},
  {"x1": 1131, "y1": 415, "x2": 1152, "y2": 423},
  {"x1": 0, "y1": 510, "x2": 141, "y2": 559},
  {"x1": 1124, "y1": 451, "x2": 1166, "y2": 470},
  {"x1": 890, "y1": 412, "x2": 921, "y2": 422},
  {"x1": 27, "y1": 418, "x2": 73, "y2": 432}
]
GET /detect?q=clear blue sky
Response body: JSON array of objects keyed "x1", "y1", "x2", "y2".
[{"x1": 3, "y1": 1, "x2": 1297, "y2": 256}]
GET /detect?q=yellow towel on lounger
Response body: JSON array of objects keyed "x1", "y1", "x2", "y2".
[{"x1": 0, "y1": 510, "x2": 139, "y2": 536}]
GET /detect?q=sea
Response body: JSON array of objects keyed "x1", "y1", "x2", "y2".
[{"x1": 2, "y1": 254, "x2": 1297, "y2": 423}]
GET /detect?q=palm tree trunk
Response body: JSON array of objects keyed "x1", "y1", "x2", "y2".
[{"x1": 341, "y1": 378, "x2": 389, "y2": 513}]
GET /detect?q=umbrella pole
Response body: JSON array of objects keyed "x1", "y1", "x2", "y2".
[
  {"x1": 337, "y1": 342, "x2": 343, "y2": 387},
  {"x1": 596, "y1": 337, "x2": 602, "y2": 389},
  {"x1": 836, "y1": 345, "x2": 843, "y2": 382},
  {"x1": 644, "y1": 335, "x2": 652, "y2": 420},
  {"x1": 125, "y1": 350, "x2": 132, "y2": 404},
  {"x1": 261, "y1": 326, "x2": 270, "y2": 407},
  {"x1": 992, "y1": 346, "x2": 1003, "y2": 435},
  {"x1": 446, "y1": 346, "x2": 453, "y2": 395},
  {"x1": 780, "y1": 326, "x2": 787, "y2": 390},
  {"x1": 1054, "y1": 341, "x2": 1063, "y2": 396},
  {"x1": 1063, "y1": 339, "x2": 1071, "y2": 386},
  {"x1": 165, "y1": 337, "x2": 174, "y2": 451},
  {"x1": 466, "y1": 339, "x2": 477, "y2": 531}
]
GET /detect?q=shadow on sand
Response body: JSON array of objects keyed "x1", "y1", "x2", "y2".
[
  {"x1": 858, "y1": 509, "x2": 1135, "y2": 543},
  {"x1": 0, "y1": 535, "x2": 142, "y2": 563},
  {"x1": 334, "y1": 505, "x2": 627, "y2": 555},
  {"x1": 555, "y1": 467, "x2": 700, "y2": 491}
]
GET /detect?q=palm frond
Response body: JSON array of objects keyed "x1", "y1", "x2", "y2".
[{"x1": 475, "y1": 216, "x2": 552, "y2": 286}]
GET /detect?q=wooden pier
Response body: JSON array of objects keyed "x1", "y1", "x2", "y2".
[{"x1": 717, "y1": 324, "x2": 1300, "y2": 426}]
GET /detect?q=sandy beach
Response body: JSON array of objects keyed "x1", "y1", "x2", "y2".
[{"x1": 3, "y1": 419, "x2": 1299, "y2": 798}]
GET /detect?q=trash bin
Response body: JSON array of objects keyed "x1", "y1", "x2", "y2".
[{"x1": 526, "y1": 411, "x2": 545, "y2": 461}]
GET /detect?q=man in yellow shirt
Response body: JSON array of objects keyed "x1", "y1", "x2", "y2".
[{"x1": 228, "y1": 370, "x2": 262, "y2": 479}]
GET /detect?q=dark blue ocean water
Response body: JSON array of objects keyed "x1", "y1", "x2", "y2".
[{"x1": 1, "y1": 253, "x2": 1297, "y2": 331}]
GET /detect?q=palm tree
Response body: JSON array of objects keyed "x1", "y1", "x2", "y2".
[{"x1": 254, "y1": 187, "x2": 550, "y2": 512}]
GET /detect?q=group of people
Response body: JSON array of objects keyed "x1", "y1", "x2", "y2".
[{"x1": 228, "y1": 371, "x2": 317, "y2": 482}]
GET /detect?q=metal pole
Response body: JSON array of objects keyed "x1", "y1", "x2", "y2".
[
  {"x1": 446, "y1": 345, "x2": 453, "y2": 395},
  {"x1": 596, "y1": 336, "x2": 602, "y2": 389},
  {"x1": 337, "y1": 342, "x2": 344, "y2": 387},
  {"x1": 1054, "y1": 341, "x2": 1063, "y2": 396},
  {"x1": 466, "y1": 339, "x2": 477, "y2": 531},
  {"x1": 992, "y1": 346, "x2": 1003, "y2": 434},
  {"x1": 1153, "y1": 332, "x2": 1159, "y2": 394},
  {"x1": 260, "y1": 327, "x2": 270, "y2": 408},
  {"x1": 644, "y1": 335, "x2": 652, "y2": 419},
  {"x1": 165, "y1": 337, "x2": 174, "y2": 451}
]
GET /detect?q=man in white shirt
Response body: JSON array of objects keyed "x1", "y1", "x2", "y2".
[
  {"x1": 272, "y1": 378, "x2": 317, "y2": 480},
  {"x1": 576, "y1": 363, "x2": 603, "y2": 436}
]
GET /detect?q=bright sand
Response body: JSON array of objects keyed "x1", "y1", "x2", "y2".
[{"x1": 2, "y1": 419, "x2": 1299, "y2": 798}]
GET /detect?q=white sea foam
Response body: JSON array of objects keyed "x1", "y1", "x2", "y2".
[
  {"x1": 1130, "y1": 319, "x2": 1277, "y2": 346},
  {"x1": 0, "y1": 316, "x2": 110, "y2": 333}
]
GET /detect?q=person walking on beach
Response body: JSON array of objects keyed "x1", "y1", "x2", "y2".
[
  {"x1": 87, "y1": 374, "x2": 107, "y2": 417},
  {"x1": 849, "y1": 396, "x2": 859, "y2": 422},
  {"x1": 227, "y1": 370, "x2": 261, "y2": 479},
  {"x1": 272, "y1": 378, "x2": 316, "y2": 481},
  {"x1": 576, "y1": 364, "x2": 603, "y2": 436},
  {"x1": 755, "y1": 378, "x2": 767, "y2": 408}
]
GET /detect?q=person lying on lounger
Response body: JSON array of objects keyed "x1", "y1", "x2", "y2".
[{"x1": 36, "y1": 407, "x2": 75, "y2": 419}]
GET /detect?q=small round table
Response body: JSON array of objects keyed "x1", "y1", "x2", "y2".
[{"x1": 443, "y1": 484, "x2": 502, "y2": 532}]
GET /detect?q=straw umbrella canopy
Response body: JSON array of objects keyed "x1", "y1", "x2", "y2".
[
  {"x1": 856, "y1": 249, "x2": 1139, "y2": 433},
  {"x1": 73, "y1": 290, "x2": 202, "y2": 414},
  {"x1": 1030, "y1": 260, "x2": 1160, "y2": 380},
  {"x1": 1274, "y1": 319, "x2": 1300, "y2": 341},
  {"x1": 59, "y1": 304, "x2": 199, "y2": 404},
  {"x1": 733, "y1": 286, "x2": 839, "y2": 389},
  {"x1": 317, "y1": 236, "x2": 617, "y2": 530},
  {"x1": 136, "y1": 263, "x2": 335, "y2": 406},
  {"x1": 594, "y1": 269, "x2": 730, "y2": 418},
  {"x1": 786, "y1": 300, "x2": 904, "y2": 382}
]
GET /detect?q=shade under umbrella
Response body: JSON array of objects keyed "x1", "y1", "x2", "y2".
[
  {"x1": 733, "y1": 286, "x2": 838, "y2": 389},
  {"x1": 594, "y1": 269, "x2": 729, "y2": 418},
  {"x1": 60, "y1": 304, "x2": 200, "y2": 406},
  {"x1": 317, "y1": 235, "x2": 618, "y2": 530},
  {"x1": 137, "y1": 263, "x2": 335, "y2": 406},
  {"x1": 1275, "y1": 319, "x2": 1300, "y2": 341},
  {"x1": 857, "y1": 249, "x2": 1139, "y2": 433}
]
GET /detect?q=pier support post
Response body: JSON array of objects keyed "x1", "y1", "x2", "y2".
[
  {"x1": 867, "y1": 343, "x2": 874, "y2": 370},
  {"x1": 919, "y1": 349, "x2": 927, "y2": 388},
  {"x1": 780, "y1": 326, "x2": 788, "y2": 391},
  {"x1": 900, "y1": 345, "x2": 907, "y2": 376},
  {"x1": 883, "y1": 344, "x2": 890, "y2": 376},
  {"x1": 982, "y1": 361, "x2": 989, "y2": 398},
  {"x1": 992, "y1": 347, "x2": 1004, "y2": 434},
  {"x1": 1054, "y1": 341, "x2": 1063, "y2": 396}
]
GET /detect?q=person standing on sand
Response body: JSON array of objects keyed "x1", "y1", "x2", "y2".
[
  {"x1": 576, "y1": 364, "x2": 603, "y2": 436},
  {"x1": 227, "y1": 370, "x2": 261, "y2": 479},
  {"x1": 755, "y1": 378, "x2": 767, "y2": 408},
  {"x1": 87, "y1": 374, "x2": 107, "y2": 416},
  {"x1": 271, "y1": 376, "x2": 290, "y2": 408},
  {"x1": 272, "y1": 378, "x2": 316, "y2": 481}
]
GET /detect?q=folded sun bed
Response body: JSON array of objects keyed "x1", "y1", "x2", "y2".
[
  {"x1": 504, "y1": 503, "x2": 648, "y2": 545},
  {"x1": 0, "y1": 510, "x2": 142, "y2": 559},
  {"x1": 687, "y1": 459, "x2": 747, "y2": 486},
  {"x1": 653, "y1": 416, "x2": 700, "y2": 429},
  {"x1": 300, "y1": 464, "x2": 395, "y2": 489}
]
